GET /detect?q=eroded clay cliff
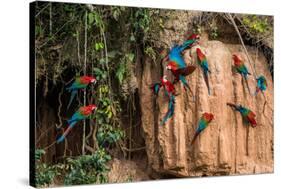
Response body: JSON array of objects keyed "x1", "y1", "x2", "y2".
[{"x1": 138, "y1": 38, "x2": 273, "y2": 177}]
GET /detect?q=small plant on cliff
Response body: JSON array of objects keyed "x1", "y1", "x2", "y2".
[
  {"x1": 64, "y1": 148, "x2": 111, "y2": 185},
  {"x1": 35, "y1": 149, "x2": 59, "y2": 187}
]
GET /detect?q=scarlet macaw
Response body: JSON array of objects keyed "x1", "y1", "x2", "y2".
[
  {"x1": 191, "y1": 112, "x2": 214, "y2": 145},
  {"x1": 227, "y1": 103, "x2": 257, "y2": 127},
  {"x1": 57, "y1": 104, "x2": 97, "y2": 143},
  {"x1": 232, "y1": 54, "x2": 251, "y2": 94},
  {"x1": 66, "y1": 76, "x2": 96, "y2": 109},
  {"x1": 196, "y1": 48, "x2": 211, "y2": 95}
]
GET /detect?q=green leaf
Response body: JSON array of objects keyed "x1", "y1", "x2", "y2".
[
  {"x1": 127, "y1": 53, "x2": 135, "y2": 62},
  {"x1": 88, "y1": 13, "x2": 94, "y2": 25}
]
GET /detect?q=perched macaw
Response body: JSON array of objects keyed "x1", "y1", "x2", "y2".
[
  {"x1": 232, "y1": 54, "x2": 251, "y2": 94},
  {"x1": 151, "y1": 76, "x2": 176, "y2": 126},
  {"x1": 227, "y1": 103, "x2": 257, "y2": 127},
  {"x1": 255, "y1": 75, "x2": 267, "y2": 96},
  {"x1": 66, "y1": 76, "x2": 96, "y2": 109},
  {"x1": 191, "y1": 112, "x2": 214, "y2": 145},
  {"x1": 181, "y1": 33, "x2": 200, "y2": 51},
  {"x1": 57, "y1": 104, "x2": 97, "y2": 143},
  {"x1": 196, "y1": 48, "x2": 211, "y2": 95},
  {"x1": 151, "y1": 76, "x2": 176, "y2": 97},
  {"x1": 161, "y1": 75, "x2": 176, "y2": 97}
]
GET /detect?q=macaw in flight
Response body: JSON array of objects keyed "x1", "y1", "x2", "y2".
[
  {"x1": 163, "y1": 34, "x2": 199, "y2": 97},
  {"x1": 232, "y1": 54, "x2": 251, "y2": 94},
  {"x1": 227, "y1": 103, "x2": 257, "y2": 127},
  {"x1": 196, "y1": 48, "x2": 211, "y2": 95},
  {"x1": 66, "y1": 76, "x2": 96, "y2": 109},
  {"x1": 191, "y1": 112, "x2": 214, "y2": 145},
  {"x1": 57, "y1": 104, "x2": 97, "y2": 143}
]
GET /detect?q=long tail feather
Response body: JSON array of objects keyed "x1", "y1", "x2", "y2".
[
  {"x1": 226, "y1": 102, "x2": 237, "y2": 110},
  {"x1": 191, "y1": 131, "x2": 200, "y2": 145},
  {"x1": 160, "y1": 95, "x2": 175, "y2": 126},
  {"x1": 244, "y1": 76, "x2": 251, "y2": 95},
  {"x1": 67, "y1": 90, "x2": 78, "y2": 110},
  {"x1": 254, "y1": 87, "x2": 260, "y2": 96},
  {"x1": 203, "y1": 71, "x2": 210, "y2": 95},
  {"x1": 57, "y1": 121, "x2": 77, "y2": 143}
]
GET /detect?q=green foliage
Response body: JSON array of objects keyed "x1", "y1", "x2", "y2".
[
  {"x1": 111, "y1": 6, "x2": 126, "y2": 21},
  {"x1": 144, "y1": 47, "x2": 157, "y2": 62},
  {"x1": 88, "y1": 11, "x2": 105, "y2": 31},
  {"x1": 210, "y1": 24, "x2": 219, "y2": 39},
  {"x1": 133, "y1": 9, "x2": 151, "y2": 34},
  {"x1": 35, "y1": 149, "x2": 59, "y2": 187},
  {"x1": 36, "y1": 163, "x2": 58, "y2": 187},
  {"x1": 95, "y1": 42, "x2": 104, "y2": 51},
  {"x1": 97, "y1": 124, "x2": 125, "y2": 145},
  {"x1": 64, "y1": 148, "x2": 111, "y2": 185},
  {"x1": 115, "y1": 53, "x2": 134, "y2": 85},
  {"x1": 35, "y1": 149, "x2": 46, "y2": 161},
  {"x1": 242, "y1": 15, "x2": 270, "y2": 34},
  {"x1": 93, "y1": 67, "x2": 107, "y2": 81}
]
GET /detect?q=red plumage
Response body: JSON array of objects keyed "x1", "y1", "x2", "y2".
[
  {"x1": 161, "y1": 76, "x2": 176, "y2": 95},
  {"x1": 187, "y1": 34, "x2": 200, "y2": 40},
  {"x1": 196, "y1": 48, "x2": 205, "y2": 61},
  {"x1": 247, "y1": 111, "x2": 257, "y2": 127},
  {"x1": 232, "y1": 54, "x2": 243, "y2": 66},
  {"x1": 80, "y1": 104, "x2": 97, "y2": 116},
  {"x1": 80, "y1": 76, "x2": 96, "y2": 84}
]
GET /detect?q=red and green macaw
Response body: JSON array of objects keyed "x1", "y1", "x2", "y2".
[
  {"x1": 66, "y1": 76, "x2": 96, "y2": 109},
  {"x1": 162, "y1": 35, "x2": 199, "y2": 96},
  {"x1": 151, "y1": 75, "x2": 176, "y2": 97},
  {"x1": 166, "y1": 62, "x2": 196, "y2": 92},
  {"x1": 161, "y1": 75, "x2": 176, "y2": 97},
  {"x1": 196, "y1": 48, "x2": 211, "y2": 95},
  {"x1": 227, "y1": 103, "x2": 257, "y2": 127},
  {"x1": 191, "y1": 112, "x2": 214, "y2": 145},
  {"x1": 255, "y1": 75, "x2": 267, "y2": 96},
  {"x1": 57, "y1": 104, "x2": 97, "y2": 143},
  {"x1": 151, "y1": 76, "x2": 176, "y2": 126},
  {"x1": 232, "y1": 54, "x2": 251, "y2": 94}
]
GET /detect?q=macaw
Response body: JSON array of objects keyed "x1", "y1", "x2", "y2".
[
  {"x1": 181, "y1": 33, "x2": 200, "y2": 51},
  {"x1": 255, "y1": 75, "x2": 267, "y2": 96},
  {"x1": 151, "y1": 75, "x2": 176, "y2": 97},
  {"x1": 196, "y1": 48, "x2": 211, "y2": 95},
  {"x1": 161, "y1": 75, "x2": 176, "y2": 97},
  {"x1": 66, "y1": 76, "x2": 96, "y2": 109},
  {"x1": 232, "y1": 54, "x2": 251, "y2": 94},
  {"x1": 163, "y1": 37, "x2": 199, "y2": 96},
  {"x1": 57, "y1": 104, "x2": 97, "y2": 143},
  {"x1": 151, "y1": 76, "x2": 176, "y2": 126},
  {"x1": 166, "y1": 62, "x2": 196, "y2": 90},
  {"x1": 191, "y1": 112, "x2": 214, "y2": 145},
  {"x1": 227, "y1": 103, "x2": 257, "y2": 127}
]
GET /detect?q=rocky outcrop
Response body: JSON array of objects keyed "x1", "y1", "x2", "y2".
[
  {"x1": 138, "y1": 39, "x2": 273, "y2": 177},
  {"x1": 108, "y1": 158, "x2": 149, "y2": 182}
]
